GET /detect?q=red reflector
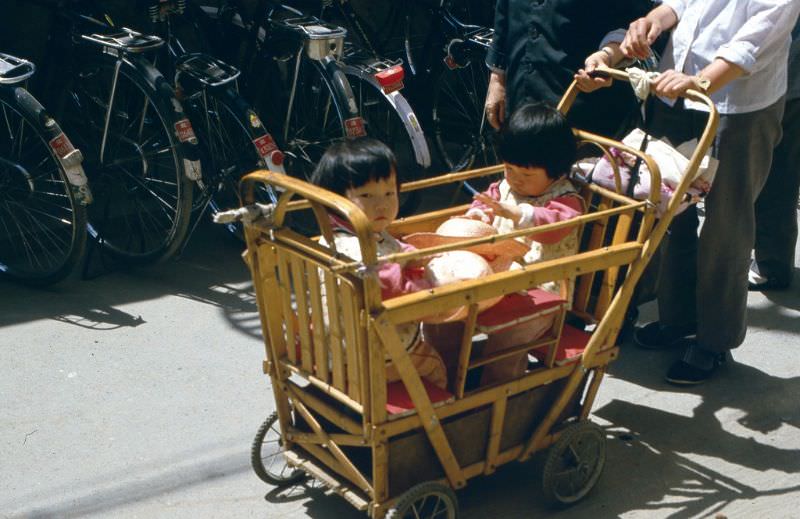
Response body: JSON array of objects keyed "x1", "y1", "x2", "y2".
[
  {"x1": 269, "y1": 150, "x2": 284, "y2": 166},
  {"x1": 375, "y1": 65, "x2": 404, "y2": 87}
]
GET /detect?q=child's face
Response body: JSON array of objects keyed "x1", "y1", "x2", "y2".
[
  {"x1": 504, "y1": 163, "x2": 554, "y2": 197},
  {"x1": 345, "y1": 171, "x2": 399, "y2": 233}
]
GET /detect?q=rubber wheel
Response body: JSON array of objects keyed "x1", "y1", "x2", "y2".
[
  {"x1": 250, "y1": 411, "x2": 306, "y2": 486},
  {"x1": 386, "y1": 482, "x2": 459, "y2": 519},
  {"x1": 541, "y1": 421, "x2": 607, "y2": 506},
  {"x1": 61, "y1": 55, "x2": 193, "y2": 264}
]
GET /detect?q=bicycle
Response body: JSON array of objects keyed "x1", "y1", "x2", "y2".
[
  {"x1": 136, "y1": 0, "x2": 285, "y2": 240},
  {"x1": 194, "y1": 0, "x2": 365, "y2": 184},
  {"x1": 0, "y1": 52, "x2": 92, "y2": 285},
  {"x1": 36, "y1": 0, "x2": 203, "y2": 265},
  {"x1": 311, "y1": 1, "x2": 497, "y2": 174}
]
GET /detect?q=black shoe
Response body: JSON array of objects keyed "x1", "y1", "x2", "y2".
[
  {"x1": 748, "y1": 263, "x2": 790, "y2": 291},
  {"x1": 665, "y1": 343, "x2": 726, "y2": 386},
  {"x1": 634, "y1": 321, "x2": 696, "y2": 350}
]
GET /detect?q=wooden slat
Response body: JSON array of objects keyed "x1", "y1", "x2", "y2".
[
  {"x1": 287, "y1": 430, "x2": 366, "y2": 447},
  {"x1": 368, "y1": 325, "x2": 388, "y2": 426},
  {"x1": 379, "y1": 243, "x2": 642, "y2": 325},
  {"x1": 376, "y1": 347, "x2": 618, "y2": 438},
  {"x1": 340, "y1": 282, "x2": 361, "y2": 402},
  {"x1": 293, "y1": 399, "x2": 373, "y2": 495},
  {"x1": 455, "y1": 304, "x2": 479, "y2": 399},
  {"x1": 484, "y1": 396, "x2": 507, "y2": 475},
  {"x1": 276, "y1": 247, "x2": 297, "y2": 365},
  {"x1": 469, "y1": 335, "x2": 558, "y2": 369},
  {"x1": 373, "y1": 314, "x2": 467, "y2": 489},
  {"x1": 281, "y1": 361, "x2": 364, "y2": 414},
  {"x1": 520, "y1": 368, "x2": 586, "y2": 461},
  {"x1": 372, "y1": 442, "x2": 389, "y2": 503},
  {"x1": 256, "y1": 244, "x2": 287, "y2": 363},
  {"x1": 283, "y1": 449, "x2": 369, "y2": 511},
  {"x1": 285, "y1": 383, "x2": 362, "y2": 436},
  {"x1": 580, "y1": 368, "x2": 606, "y2": 421},
  {"x1": 290, "y1": 255, "x2": 314, "y2": 373},
  {"x1": 572, "y1": 198, "x2": 610, "y2": 315},
  {"x1": 595, "y1": 209, "x2": 634, "y2": 319},
  {"x1": 306, "y1": 265, "x2": 330, "y2": 383},
  {"x1": 324, "y1": 270, "x2": 346, "y2": 391}
]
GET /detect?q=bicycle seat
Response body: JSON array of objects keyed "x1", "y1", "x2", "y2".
[
  {"x1": 175, "y1": 53, "x2": 241, "y2": 88},
  {"x1": 80, "y1": 28, "x2": 164, "y2": 53},
  {"x1": 0, "y1": 54, "x2": 36, "y2": 84}
]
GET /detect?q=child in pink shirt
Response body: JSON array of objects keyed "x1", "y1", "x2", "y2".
[
  {"x1": 466, "y1": 102, "x2": 585, "y2": 384},
  {"x1": 311, "y1": 137, "x2": 448, "y2": 388}
]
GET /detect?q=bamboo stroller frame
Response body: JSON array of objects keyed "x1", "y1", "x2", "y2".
[{"x1": 240, "y1": 66, "x2": 719, "y2": 518}]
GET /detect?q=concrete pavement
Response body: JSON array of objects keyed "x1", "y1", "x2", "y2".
[{"x1": 2, "y1": 220, "x2": 799, "y2": 519}]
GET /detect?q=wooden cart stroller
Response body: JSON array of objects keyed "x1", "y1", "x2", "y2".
[{"x1": 239, "y1": 67, "x2": 718, "y2": 518}]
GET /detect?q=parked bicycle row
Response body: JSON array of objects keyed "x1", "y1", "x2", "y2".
[{"x1": 1, "y1": 0, "x2": 497, "y2": 286}]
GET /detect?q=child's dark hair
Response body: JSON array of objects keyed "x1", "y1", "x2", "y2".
[
  {"x1": 310, "y1": 137, "x2": 397, "y2": 195},
  {"x1": 498, "y1": 102, "x2": 577, "y2": 179}
]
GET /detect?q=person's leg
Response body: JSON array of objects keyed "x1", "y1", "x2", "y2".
[
  {"x1": 633, "y1": 100, "x2": 706, "y2": 347},
  {"x1": 666, "y1": 98, "x2": 786, "y2": 385},
  {"x1": 480, "y1": 312, "x2": 556, "y2": 385},
  {"x1": 753, "y1": 97, "x2": 800, "y2": 288}
]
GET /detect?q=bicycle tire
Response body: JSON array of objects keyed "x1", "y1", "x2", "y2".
[
  {"x1": 257, "y1": 54, "x2": 349, "y2": 183},
  {"x1": 343, "y1": 64, "x2": 427, "y2": 214},
  {"x1": 0, "y1": 86, "x2": 88, "y2": 285},
  {"x1": 60, "y1": 54, "x2": 194, "y2": 264},
  {"x1": 182, "y1": 84, "x2": 279, "y2": 237},
  {"x1": 431, "y1": 57, "x2": 498, "y2": 173}
]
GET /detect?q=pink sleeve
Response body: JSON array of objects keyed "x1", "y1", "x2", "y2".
[
  {"x1": 379, "y1": 241, "x2": 432, "y2": 300},
  {"x1": 468, "y1": 181, "x2": 502, "y2": 212},
  {"x1": 528, "y1": 195, "x2": 584, "y2": 244}
]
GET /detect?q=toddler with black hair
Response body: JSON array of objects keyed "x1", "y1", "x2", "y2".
[
  {"x1": 465, "y1": 102, "x2": 586, "y2": 384},
  {"x1": 310, "y1": 137, "x2": 448, "y2": 389}
]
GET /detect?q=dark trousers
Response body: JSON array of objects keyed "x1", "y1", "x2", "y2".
[
  {"x1": 754, "y1": 97, "x2": 800, "y2": 285},
  {"x1": 649, "y1": 97, "x2": 786, "y2": 353}
]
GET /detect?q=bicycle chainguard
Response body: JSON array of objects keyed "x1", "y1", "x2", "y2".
[
  {"x1": 0, "y1": 53, "x2": 35, "y2": 85},
  {"x1": 175, "y1": 53, "x2": 241, "y2": 88},
  {"x1": 80, "y1": 28, "x2": 164, "y2": 55}
]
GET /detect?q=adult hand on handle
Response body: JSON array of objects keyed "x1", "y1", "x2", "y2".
[
  {"x1": 575, "y1": 49, "x2": 614, "y2": 92},
  {"x1": 651, "y1": 69, "x2": 701, "y2": 98},
  {"x1": 485, "y1": 71, "x2": 506, "y2": 130}
]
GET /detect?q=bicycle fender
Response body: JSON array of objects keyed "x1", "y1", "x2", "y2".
[
  {"x1": 319, "y1": 56, "x2": 360, "y2": 121},
  {"x1": 124, "y1": 55, "x2": 203, "y2": 181},
  {"x1": 5, "y1": 86, "x2": 94, "y2": 205}
]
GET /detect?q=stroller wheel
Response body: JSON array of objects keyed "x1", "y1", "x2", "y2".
[
  {"x1": 251, "y1": 411, "x2": 306, "y2": 486},
  {"x1": 542, "y1": 420, "x2": 607, "y2": 506},
  {"x1": 386, "y1": 481, "x2": 459, "y2": 519}
]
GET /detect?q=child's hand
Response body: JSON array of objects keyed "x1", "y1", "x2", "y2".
[
  {"x1": 474, "y1": 194, "x2": 522, "y2": 224},
  {"x1": 464, "y1": 208, "x2": 492, "y2": 224}
]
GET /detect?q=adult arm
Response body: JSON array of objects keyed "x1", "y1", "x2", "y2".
[
  {"x1": 653, "y1": 1, "x2": 800, "y2": 98},
  {"x1": 484, "y1": 0, "x2": 509, "y2": 129}
]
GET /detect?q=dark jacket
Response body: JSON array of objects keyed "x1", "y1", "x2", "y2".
[{"x1": 487, "y1": 0, "x2": 656, "y2": 136}]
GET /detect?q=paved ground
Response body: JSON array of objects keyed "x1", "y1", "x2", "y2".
[{"x1": 2, "y1": 216, "x2": 799, "y2": 519}]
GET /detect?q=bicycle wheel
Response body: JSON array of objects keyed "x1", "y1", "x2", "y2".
[
  {"x1": 344, "y1": 66, "x2": 425, "y2": 214},
  {"x1": 431, "y1": 58, "x2": 498, "y2": 172},
  {"x1": 61, "y1": 55, "x2": 193, "y2": 264},
  {"x1": 265, "y1": 56, "x2": 348, "y2": 182},
  {"x1": 0, "y1": 87, "x2": 88, "y2": 285},
  {"x1": 182, "y1": 85, "x2": 278, "y2": 237}
]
